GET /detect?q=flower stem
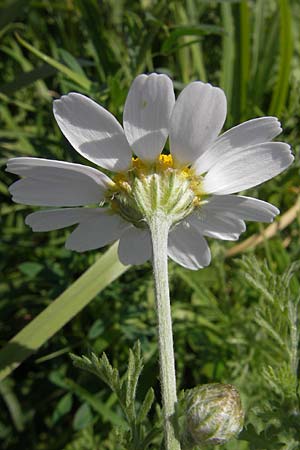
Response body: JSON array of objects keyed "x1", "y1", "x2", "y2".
[{"x1": 149, "y1": 214, "x2": 181, "y2": 450}]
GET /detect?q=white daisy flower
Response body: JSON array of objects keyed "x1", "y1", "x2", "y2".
[{"x1": 6, "y1": 74, "x2": 293, "y2": 270}]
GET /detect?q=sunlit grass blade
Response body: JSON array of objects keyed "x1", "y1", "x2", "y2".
[
  {"x1": 0, "y1": 243, "x2": 129, "y2": 381},
  {"x1": 185, "y1": 0, "x2": 207, "y2": 82},
  {"x1": 251, "y1": 0, "x2": 264, "y2": 80},
  {"x1": 229, "y1": 0, "x2": 250, "y2": 123},
  {"x1": 162, "y1": 10, "x2": 222, "y2": 84},
  {"x1": 58, "y1": 49, "x2": 87, "y2": 78},
  {"x1": 15, "y1": 34, "x2": 92, "y2": 91},
  {"x1": 269, "y1": 0, "x2": 293, "y2": 116},
  {"x1": 239, "y1": 0, "x2": 250, "y2": 120},
  {"x1": 162, "y1": 24, "x2": 224, "y2": 56},
  {"x1": 250, "y1": 0, "x2": 278, "y2": 111},
  {"x1": 220, "y1": 2, "x2": 235, "y2": 124},
  {"x1": 133, "y1": 1, "x2": 170, "y2": 76}
]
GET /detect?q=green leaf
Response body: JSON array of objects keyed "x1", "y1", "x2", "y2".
[
  {"x1": 52, "y1": 392, "x2": 73, "y2": 425},
  {"x1": 70, "y1": 352, "x2": 119, "y2": 392},
  {"x1": 88, "y1": 319, "x2": 105, "y2": 340},
  {"x1": 138, "y1": 388, "x2": 155, "y2": 424},
  {"x1": 161, "y1": 24, "x2": 224, "y2": 54},
  {"x1": 71, "y1": 343, "x2": 149, "y2": 433},
  {"x1": 18, "y1": 262, "x2": 43, "y2": 278},
  {"x1": 0, "y1": 243, "x2": 129, "y2": 381},
  {"x1": 125, "y1": 341, "x2": 143, "y2": 419},
  {"x1": 73, "y1": 403, "x2": 93, "y2": 431},
  {"x1": 140, "y1": 426, "x2": 162, "y2": 449},
  {"x1": 58, "y1": 48, "x2": 87, "y2": 78}
]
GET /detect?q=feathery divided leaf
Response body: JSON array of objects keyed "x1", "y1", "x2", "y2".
[{"x1": 71, "y1": 342, "x2": 160, "y2": 449}]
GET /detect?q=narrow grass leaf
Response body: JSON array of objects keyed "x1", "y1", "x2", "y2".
[
  {"x1": 15, "y1": 34, "x2": 92, "y2": 91},
  {"x1": 239, "y1": 0, "x2": 250, "y2": 119},
  {"x1": 220, "y1": 2, "x2": 235, "y2": 122},
  {"x1": 269, "y1": 0, "x2": 293, "y2": 116},
  {"x1": 161, "y1": 24, "x2": 224, "y2": 54},
  {"x1": 0, "y1": 379, "x2": 24, "y2": 432},
  {"x1": 58, "y1": 48, "x2": 87, "y2": 78},
  {"x1": 0, "y1": 243, "x2": 128, "y2": 381},
  {"x1": 251, "y1": 0, "x2": 264, "y2": 80}
]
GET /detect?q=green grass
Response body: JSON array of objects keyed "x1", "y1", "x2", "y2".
[{"x1": 0, "y1": 0, "x2": 299, "y2": 449}]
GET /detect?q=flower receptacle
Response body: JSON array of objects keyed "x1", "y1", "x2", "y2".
[{"x1": 109, "y1": 155, "x2": 203, "y2": 229}]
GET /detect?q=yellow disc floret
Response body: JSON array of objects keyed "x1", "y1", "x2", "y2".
[{"x1": 157, "y1": 154, "x2": 174, "y2": 170}]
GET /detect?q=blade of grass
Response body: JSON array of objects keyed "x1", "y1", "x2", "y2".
[
  {"x1": 133, "y1": 1, "x2": 170, "y2": 76},
  {"x1": 58, "y1": 48, "x2": 87, "y2": 78},
  {"x1": 251, "y1": 0, "x2": 264, "y2": 80},
  {"x1": 250, "y1": 3, "x2": 279, "y2": 110},
  {"x1": 220, "y1": 1, "x2": 235, "y2": 124},
  {"x1": 15, "y1": 34, "x2": 92, "y2": 91},
  {"x1": 239, "y1": 0, "x2": 250, "y2": 120},
  {"x1": 76, "y1": 0, "x2": 119, "y2": 81},
  {"x1": 0, "y1": 379, "x2": 24, "y2": 432},
  {"x1": 0, "y1": 243, "x2": 129, "y2": 381},
  {"x1": 269, "y1": 0, "x2": 293, "y2": 116},
  {"x1": 186, "y1": 0, "x2": 207, "y2": 81}
]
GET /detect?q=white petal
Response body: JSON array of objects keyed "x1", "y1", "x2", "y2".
[
  {"x1": 53, "y1": 93, "x2": 132, "y2": 171},
  {"x1": 169, "y1": 82, "x2": 227, "y2": 166},
  {"x1": 25, "y1": 208, "x2": 106, "y2": 231},
  {"x1": 202, "y1": 195, "x2": 279, "y2": 222},
  {"x1": 193, "y1": 117, "x2": 282, "y2": 174},
  {"x1": 168, "y1": 222, "x2": 211, "y2": 270},
  {"x1": 65, "y1": 212, "x2": 128, "y2": 252},
  {"x1": 185, "y1": 195, "x2": 279, "y2": 242},
  {"x1": 6, "y1": 157, "x2": 111, "y2": 187},
  {"x1": 118, "y1": 226, "x2": 152, "y2": 265},
  {"x1": 203, "y1": 142, "x2": 293, "y2": 195},
  {"x1": 7, "y1": 157, "x2": 111, "y2": 206},
  {"x1": 123, "y1": 73, "x2": 175, "y2": 161},
  {"x1": 187, "y1": 210, "x2": 246, "y2": 241}
]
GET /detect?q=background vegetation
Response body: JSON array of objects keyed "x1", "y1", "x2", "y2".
[{"x1": 0, "y1": 0, "x2": 299, "y2": 449}]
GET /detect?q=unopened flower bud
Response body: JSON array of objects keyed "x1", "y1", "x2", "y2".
[{"x1": 183, "y1": 383, "x2": 244, "y2": 448}]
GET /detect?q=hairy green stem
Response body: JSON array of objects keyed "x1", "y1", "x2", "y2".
[{"x1": 149, "y1": 214, "x2": 181, "y2": 450}]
